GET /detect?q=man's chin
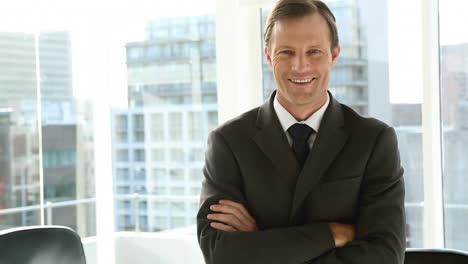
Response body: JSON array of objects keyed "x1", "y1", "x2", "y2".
[{"x1": 290, "y1": 97, "x2": 315, "y2": 107}]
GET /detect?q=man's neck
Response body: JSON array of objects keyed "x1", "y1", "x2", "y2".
[{"x1": 277, "y1": 94, "x2": 328, "y2": 121}]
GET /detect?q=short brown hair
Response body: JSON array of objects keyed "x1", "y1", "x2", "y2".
[{"x1": 264, "y1": 0, "x2": 339, "y2": 50}]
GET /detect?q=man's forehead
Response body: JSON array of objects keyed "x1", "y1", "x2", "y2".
[
  {"x1": 273, "y1": 13, "x2": 327, "y2": 30},
  {"x1": 270, "y1": 14, "x2": 331, "y2": 47}
]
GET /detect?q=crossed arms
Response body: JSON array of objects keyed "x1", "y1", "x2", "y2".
[
  {"x1": 197, "y1": 126, "x2": 406, "y2": 264},
  {"x1": 207, "y1": 199, "x2": 355, "y2": 247}
]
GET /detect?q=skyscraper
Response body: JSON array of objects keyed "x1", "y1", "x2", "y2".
[
  {"x1": 0, "y1": 32, "x2": 95, "y2": 236},
  {"x1": 112, "y1": 15, "x2": 217, "y2": 231}
]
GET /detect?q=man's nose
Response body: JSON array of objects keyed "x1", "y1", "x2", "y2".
[{"x1": 291, "y1": 55, "x2": 310, "y2": 73}]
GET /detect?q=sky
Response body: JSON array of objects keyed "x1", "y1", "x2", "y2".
[{"x1": 1, "y1": 0, "x2": 468, "y2": 105}]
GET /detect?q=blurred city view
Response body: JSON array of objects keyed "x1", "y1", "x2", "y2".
[
  {"x1": 1, "y1": 0, "x2": 468, "y2": 258},
  {"x1": 112, "y1": 15, "x2": 217, "y2": 232},
  {"x1": 0, "y1": 32, "x2": 96, "y2": 237}
]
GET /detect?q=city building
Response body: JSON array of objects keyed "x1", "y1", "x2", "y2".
[
  {"x1": 0, "y1": 32, "x2": 95, "y2": 236},
  {"x1": 112, "y1": 15, "x2": 217, "y2": 231}
]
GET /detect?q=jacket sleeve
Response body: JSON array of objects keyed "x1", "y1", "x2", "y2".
[
  {"x1": 307, "y1": 126, "x2": 406, "y2": 264},
  {"x1": 197, "y1": 130, "x2": 335, "y2": 264}
]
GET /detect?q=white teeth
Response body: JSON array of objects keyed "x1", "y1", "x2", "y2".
[{"x1": 290, "y1": 78, "x2": 313, "y2": 83}]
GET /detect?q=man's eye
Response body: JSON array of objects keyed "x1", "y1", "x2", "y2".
[
  {"x1": 280, "y1": 50, "x2": 292, "y2": 54},
  {"x1": 309, "y1": 49, "x2": 321, "y2": 54}
]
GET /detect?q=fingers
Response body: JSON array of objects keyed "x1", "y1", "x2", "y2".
[
  {"x1": 208, "y1": 213, "x2": 242, "y2": 230},
  {"x1": 210, "y1": 222, "x2": 237, "y2": 232},
  {"x1": 207, "y1": 200, "x2": 258, "y2": 232},
  {"x1": 210, "y1": 201, "x2": 254, "y2": 224},
  {"x1": 219, "y1": 200, "x2": 253, "y2": 220}
]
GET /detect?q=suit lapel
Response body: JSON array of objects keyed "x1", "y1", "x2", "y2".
[
  {"x1": 252, "y1": 92, "x2": 301, "y2": 189},
  {"x1": 289, "y1": 94, "x2": 349, "y2": 222}
]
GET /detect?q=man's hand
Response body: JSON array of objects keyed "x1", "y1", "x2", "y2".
[
  {"x1": 207, "y1": 200, "x2": 258, "y2": 232},
  {"x1": 328, "y1": 222, "x2": 356, "y2": 247}
]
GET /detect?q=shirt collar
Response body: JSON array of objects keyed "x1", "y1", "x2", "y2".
[{"x1": 273, "y1": 93, "x2": 330, "y2": 133}]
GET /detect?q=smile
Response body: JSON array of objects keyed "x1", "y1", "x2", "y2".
[{"x1": 289, "y1": 78, "x2": 314, "y2": 84}]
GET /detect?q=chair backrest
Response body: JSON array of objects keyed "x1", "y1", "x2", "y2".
[
  {"x1": 405, "y1": 248, "x2": 468, "y2": 264},
  {"x1": 0, "y1": 225, "x2": 87, "y2": 264}
]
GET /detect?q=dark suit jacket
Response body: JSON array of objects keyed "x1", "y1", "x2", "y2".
[{"x1": 197, "y1": 91, "x2": 405, "y2": 264}]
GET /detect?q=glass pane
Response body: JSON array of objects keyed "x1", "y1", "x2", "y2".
[
  {"x1": 0, "y1": 19, "x2": 97, "y2": 238},
  {"x1": 44, "y1": 202, "x2": 96, "y2": 235},
  {"x1": 111, "y1": 12, "x2": 217, "y2": 233},
  {"x1": 0, "y1": 32, "x2": 42, "y2": 228},
  {"x1": 440, "y1": 0, "x2": 468, "y2": 251},
  {"x1": 38, "y1": 31, "x2": 96, "y2": 237},
  {"x1": 261, "y1": 0, "x2": 424, "y2": 247}
]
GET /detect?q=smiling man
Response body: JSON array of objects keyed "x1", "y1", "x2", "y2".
[{"x1": 197, "y1": 0, "x2": 405, "y2": 263}]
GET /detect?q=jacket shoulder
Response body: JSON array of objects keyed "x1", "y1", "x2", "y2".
[{"x1": 211, "y1": 107, "x2": 260, "y2": 140}]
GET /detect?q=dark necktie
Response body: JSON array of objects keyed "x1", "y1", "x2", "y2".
[{"x1": 287, "y1": 123, "x2": 314, "y2": 167}]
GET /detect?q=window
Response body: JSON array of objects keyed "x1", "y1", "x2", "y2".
[
  {"x1": 188, "y1": 148, "x2": 203, "y2": 162},
  {"x1": 188, "y1": 112, "x2": 203, "y2": 141},
  {"x1": 133, "y1": 149, "x2": 145, "y2": 162},
  {"x1": 189, "y1": 168, "x2": 203, "y2": 182},
  {"x1": 0, "y1": 31, "x2": 99, "y2": 236},
  {"x1": 201, "y1": 39, "x2": 215, "y2": 57},
  {"x1": 171, "y1": 187, "x2": 185, "y2": 195},
  {"x1": 169, "y1": 169, "x2": 184, "y2": 181},
  {"x1": 153, "y1": 201, "x2": 168, "y2": 211},
  {"x1": 170, "y1": 148, "x2": 185, "y2": 163},
  {"x1": 116, "y1": 115, "x2": 128, "y2": 130},
  {"x1": 116, "y1": 168, "x2": 130, "y2": 181},
  {"x1": 118, "y1": 201, "x2": 131, "y2": 210},
  {"x1": 134, "y1": 168, "x2": 146, "y2": 181},
  {"x1": 133, "y1": 114, "x2": 145, "y2": 142},
  {"x1": 139, "y1": 201, "x2": 148, "y2": 210},
  {"x1": 152, "y1": 168, "x2": 167, "y2": 182},
  {"x1": 116, "y1": 149, "x2": 129, "y2": 162},
  {"x1": 152, "y1": 186, "x2": 167, "y2": 195},
  {"x1": 151, "y1": 149, "x2": 165, "y2": 162},
  {"x1": 116, "y1": 186, "x2": 131, "y2": 194},
  {"x1": 440, "y1": 0, "x2": 468, "y2": 251},
  {"x1": 1, "y1": 0, "x2": 216, "y2": 262},
  {"x1": 128, "y1": 47, "x2": 142, "y2": 60},
  {"x1": 116, "y1": 131, "x2": 128, "y2": 143},
  {"x1": 153, "y1": 216, "x2": 167, "y2": 231},
  {"x1": 207, "y1": 111, "x2": 218, "y2": 132},
  {"x1": 170, "y1": 217, "x2": 186, "y2": 228},
  {"x1": 168, "y1": 112, "x2": 183, "y2": 141},
  {"x1": 108, "y1": 11, "x2": 217, "y2": 237},
  {"x1": 190, "y1": 187, "x2": 200, "y2": 195},
  {"x1": 170, "y1": 202, "x2": 186, "y2": 212},
  {"x1": 147, "y1": 45, "x2": 161, "y2": 58},
  {"x1": 150, "y1": 113, "x2": 165, "y2": 141}
]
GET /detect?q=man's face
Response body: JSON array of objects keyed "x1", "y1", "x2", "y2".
[{"x1": 265, "y1": 13, "x2": 340, "y2": 110}]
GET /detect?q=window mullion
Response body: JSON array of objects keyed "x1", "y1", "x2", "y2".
[
  {"x1": 34, "y1": 31, "x2": 45, "y2": 226},
  {"x1": 421, "y1": 0, "x2": 444, "y2": 248}
]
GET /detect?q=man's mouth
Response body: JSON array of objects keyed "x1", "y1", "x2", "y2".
[{"x1": 288, "y1": 78, "x2": 315, "y2": 84}]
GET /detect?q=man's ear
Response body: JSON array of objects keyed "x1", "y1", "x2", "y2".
[
  {"x1": 331, "y1": 44, "x2": 341, "y2": 67},
  {"x1": 265, "y1": 47, "x2": 273, "y2": 67}
]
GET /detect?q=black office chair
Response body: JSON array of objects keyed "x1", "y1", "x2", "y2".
[
  {"x1": 0, "y1": 225, "x2": 86, "y2": 264},
  {"x1": 405, "y1": 248, "x2": 468, "y2": 264}
]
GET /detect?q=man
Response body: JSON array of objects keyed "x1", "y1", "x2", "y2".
[{"x1": 197, "y1": 0, "x2": 405, "y2": 263}]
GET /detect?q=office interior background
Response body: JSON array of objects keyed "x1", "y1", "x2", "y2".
[{"x1": 0, "y1": 0, "x2": 467, "y2": 263}]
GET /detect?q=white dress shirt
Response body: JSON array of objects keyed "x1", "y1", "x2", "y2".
[{"x1": 273, "y1": 93, "x2": 330, "y2": 149}]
